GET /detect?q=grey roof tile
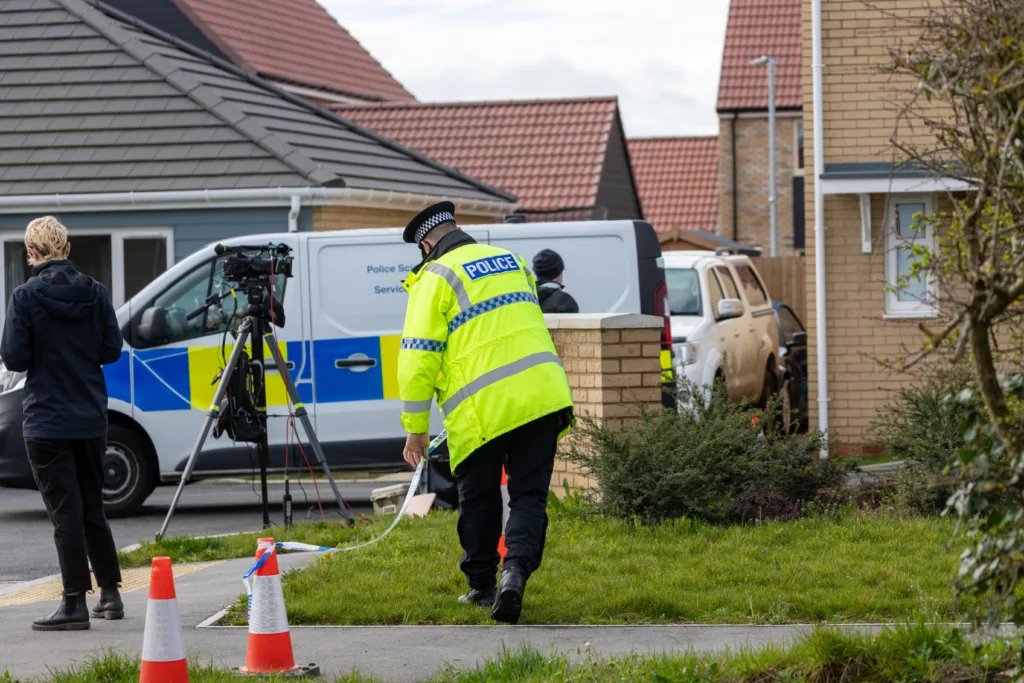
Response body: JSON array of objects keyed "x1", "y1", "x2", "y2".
[{"x1": 0, "y1": 0, "x2": 514, "y2": 202}]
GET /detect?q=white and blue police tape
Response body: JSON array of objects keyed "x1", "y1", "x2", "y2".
[
  {"x1": 243, "y1": 544, "x2": 275, "y2": 620},
  {"x1": 242, "y1": 430, "x2": 446, "y2": 598}
]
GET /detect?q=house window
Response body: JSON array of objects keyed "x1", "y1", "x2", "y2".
[
  {"x1": 885, "y1": 195, "x2": 937, "y2": 318},
  {"x1": 0, "y1": 228, "x2": 173, "y2": 317},
  {"x1": 794, "y1": 121, "x2": 805, "y2": 175}
]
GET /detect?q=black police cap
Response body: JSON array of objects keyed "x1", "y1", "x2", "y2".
[{"x1": 404, "y1": 201, "x2": 456, "y2": 244}]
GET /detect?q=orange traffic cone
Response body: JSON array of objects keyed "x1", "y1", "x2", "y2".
[
  {"x1": 240, "y1": 538, "x2": 318, "y2": 676},
  {"x1": 498, "y1": 467, "x2": 510, "y2": 561},
  {"x1": 140, "y1": 557, "x2": 189, "y2": 683}
]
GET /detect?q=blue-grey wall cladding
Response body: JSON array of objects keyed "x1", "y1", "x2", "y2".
[{"x1": 0, "y1": 207, "x2": 313, "y2": 262}]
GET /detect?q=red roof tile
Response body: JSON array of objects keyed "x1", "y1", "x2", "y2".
[
  {"x1": 628, "y1": 137, "x2": 719, "y2": 235},
  {"x1": 717, "y1": 0, "x2": 802, "y2": 111},
  {"x1": 173, "y1": 0, "x2": 413, "y2": 101},
  {"x1": 335, "y1": 97, "x2": 619, "y2": 210}
]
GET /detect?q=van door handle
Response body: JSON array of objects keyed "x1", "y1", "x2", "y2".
[
  {"x1": 266, "y1": 361, "x2": 296, "y2": 372},
  {"x1": 336, "y1": 355, "x2": 378, "y2": 370}
]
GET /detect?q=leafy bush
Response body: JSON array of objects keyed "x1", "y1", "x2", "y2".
[
  {"x1": 566, "y1": 379, "x2": 851, "y2": 524},
  {"x1": 871, "y1": 364, "x2": 978, "y2": 514}
]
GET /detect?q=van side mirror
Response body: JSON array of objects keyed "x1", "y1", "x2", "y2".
[
  {"x1": 717, "y1": 298, "x2": 744, "y2": 320},
  {"x1": 137, "y1": 306, "x2": 168, "y2": 341},
  {"x1": 789, "y1": 330, "x2": 808, "y2": 347}
]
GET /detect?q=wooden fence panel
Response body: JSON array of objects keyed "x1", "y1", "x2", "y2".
[{"x1": 752, "y1": 256, "x2": 807, "y2": 323}]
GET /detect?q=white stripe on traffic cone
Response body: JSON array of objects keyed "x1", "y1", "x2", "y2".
[{"x1": 140, "y1": 556, "x2": 188, "y2": 683}]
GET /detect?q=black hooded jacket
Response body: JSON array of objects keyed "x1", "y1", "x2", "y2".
[
  {"x1": 536, "y1": 279, "x2": 580, "y2": 313},
  {"x1": 1, "y1": 260, "x2": 123, "y2": 439}
]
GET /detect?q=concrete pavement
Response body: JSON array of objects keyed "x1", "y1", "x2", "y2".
[{"x1": 0, "y1": 553, "x2": 885, "y2": 681}]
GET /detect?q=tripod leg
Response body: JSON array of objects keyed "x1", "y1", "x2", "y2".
[
  {"x1": 156, "y1": 320, "x2": 254, "y2": 539},
  {"x1": 263, "y1": 333, "x2": 355, "y2": 524}
]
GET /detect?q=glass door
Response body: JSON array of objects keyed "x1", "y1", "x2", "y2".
[{"x1": 0, "y1": 228, "x2": 173, "y2": 318}]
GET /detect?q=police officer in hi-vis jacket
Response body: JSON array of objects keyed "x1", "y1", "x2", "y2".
[{"x1": 397, "y1": 201, "x2": 574, "y2": 625}]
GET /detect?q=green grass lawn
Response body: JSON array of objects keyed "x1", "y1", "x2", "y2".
[
  {"x1": 115, "y1": 511, "x2": 972, "y2": 627},
  {"x1": 3, "y1": 624, "x2": 1016, "y2": 683}
]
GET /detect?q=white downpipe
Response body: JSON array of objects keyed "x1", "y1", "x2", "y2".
[
  {"x1": 812, "y1": 0, "x2": 830, "y2": 457},
  {"x1": 287, "y1": 194, "x2": 301, "y2": 232}
]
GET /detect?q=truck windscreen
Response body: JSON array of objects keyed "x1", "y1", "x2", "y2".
[{"x1": 665, "y1": 268, "x2": 702, "y2": 316}]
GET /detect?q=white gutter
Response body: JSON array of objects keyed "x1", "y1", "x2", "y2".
[
  {"x1": 287, "y1": 194, "x2": 301, "y2": 232},
  {"x1": 0, "y1": 187, "x2": 517, "y2": 217},
  {"x1": 812, "y1": 0, "x2": 829, "y2": 457}
]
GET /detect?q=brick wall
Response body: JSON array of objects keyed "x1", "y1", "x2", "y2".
[
  {"x1": 808, "y1": 0, "x2": 938, "y2": 165},
  {"x1": 719, "y1": 114, "x2": 804, "y2": 256},
  {"x1": 544, "y1": 314, "x2": 664, "y2": 494},
  {"x1": 801, "y1": 0, "x2": 947, "y2": 447},
  {"x1": 312, "y1": 205, "x2": 499, "y2": 231}
]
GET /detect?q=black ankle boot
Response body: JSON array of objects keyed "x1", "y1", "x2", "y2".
[
  {"x1": 91, "y1": 586, "x2": 124, "y2": 620},
  {"x1": 458, "y1": 587, "x2": 496, "y2": 608},
  {"x1": 32, "y1": 592, "x2": 90, "y2": 631},
  {"x1": 492, "y1": 566, "x2": 526, "y2": 625}
]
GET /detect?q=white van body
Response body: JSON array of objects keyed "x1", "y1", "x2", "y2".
[
  {"x1": 0, "y1": 220, "x2": 667, "y2": 515},
  {"x1": 663, "y1": 251, "x2": 780, "y2": 405}
]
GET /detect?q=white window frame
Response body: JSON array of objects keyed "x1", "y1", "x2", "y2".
[
  {"x1": 0, "y1": 226, "x2": 174, "y2": 320},
  {"x1": 884, "y1": 194, "x2": 938, "y2": 319}
]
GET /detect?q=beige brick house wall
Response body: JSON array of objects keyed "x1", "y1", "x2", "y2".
[
  {"x1": 802, "y1": 0, "x2": 947, "y2": 447},
  {"x1": 719, "y1": 114, "x2": 804, "y2": 256},
  {"x1": 312, "y1": 205, "x2": 498, "y2": 232}
]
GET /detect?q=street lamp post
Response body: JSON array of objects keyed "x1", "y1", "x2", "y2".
[{"x1": 751, "y1": 55, "x2": 778, "y2": 257}]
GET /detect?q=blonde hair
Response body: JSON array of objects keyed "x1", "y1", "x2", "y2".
[{"x1": 24, "y1": 216, "x2": 69, "y2": 263}]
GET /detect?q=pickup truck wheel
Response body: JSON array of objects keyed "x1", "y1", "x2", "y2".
[
  {"x1": 781, "y1": 383, "x2": 793, "y2": 433},
  {"x1": 102, "y1": 425, "x2": 156, "y2": 518}
]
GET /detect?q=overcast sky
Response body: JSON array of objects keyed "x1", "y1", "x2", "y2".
[{"x1": 320, "y1": 0, "x2": 730, "y2": 139}]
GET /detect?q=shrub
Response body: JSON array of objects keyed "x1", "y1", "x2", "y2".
[
  {"x1": 566, "y1": 379, "x2": 851, "y2": 524},
  {"x1": 871, "y1": 364, "x2": 978, "y2": 514}
]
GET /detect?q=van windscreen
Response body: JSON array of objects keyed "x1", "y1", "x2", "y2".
[{"x1": 666, "y1": 268, "x2": 702, "y2": 316}]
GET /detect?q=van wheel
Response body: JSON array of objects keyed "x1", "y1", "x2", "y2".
[{"x1": 103, "y1": 425, "x2": 156, "y2": 518}]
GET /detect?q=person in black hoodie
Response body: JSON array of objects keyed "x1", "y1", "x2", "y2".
[
  {"x1": 532, "y1": 249, "x2": 579, "y2": 313},
  {"x1": 1, "y1": 216, "x2": 124, "y2": 631}
]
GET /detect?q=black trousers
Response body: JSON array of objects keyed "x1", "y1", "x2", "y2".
[
  {"x1": 455, "y1": 411, "x2": 564, "y2": 590},
  {"x1": 25, "y1": 437, "x2": 122, "y2": 594}
]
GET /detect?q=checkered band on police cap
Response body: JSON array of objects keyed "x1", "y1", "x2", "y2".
[{"x1": 414, "y1": 210, "x2": 454, "y2": 243}]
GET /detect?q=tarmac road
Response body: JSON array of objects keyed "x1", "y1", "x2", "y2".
[{"x1": 0, "y1": 481, "x2": 376, "y2": 584}]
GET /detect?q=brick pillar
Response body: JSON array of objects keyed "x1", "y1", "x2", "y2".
[{"x1": 545, "y1": 313, "x2": 665, "y2": 495}]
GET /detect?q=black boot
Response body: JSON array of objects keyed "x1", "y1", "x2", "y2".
[
  {"x1": 91, "y1": 586, "x2": 124, "y2": 620},
  {"x1": 458, "y1": 587, "x2": 496, "y2": 608},
  {"x1": 32, "y1": 592, "x2": 90, "y2": 631},
  {"x1": 492, "y1": 566, "x2": 526, "y2": 625}
]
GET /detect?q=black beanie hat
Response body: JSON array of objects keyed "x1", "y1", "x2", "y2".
[{"x1": 532, "y1": 249, "x2": 565, "y2": 279}]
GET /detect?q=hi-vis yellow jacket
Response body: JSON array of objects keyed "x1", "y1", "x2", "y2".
[{"x1": 398, "y1": 241, "x2": 574, "y2": 472}]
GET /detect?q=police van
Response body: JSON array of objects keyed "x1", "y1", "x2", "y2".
[{"x1": 0, "y1": 220, "x2": 670, "y2": 516}]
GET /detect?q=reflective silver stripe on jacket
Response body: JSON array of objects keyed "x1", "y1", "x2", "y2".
[
  {"x1": 424, "y1": 262, "x2": 471, "y2": 311},
  {"x1": 441, "y1": 352, "x2": 561, "y2": 415},
  {"x1": 402, "y1": 398, "x2": 432, "y2": 414}
]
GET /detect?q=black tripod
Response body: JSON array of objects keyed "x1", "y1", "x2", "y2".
[{"x1": 156, "y1": 284, "x2": 353, "y2": 539}]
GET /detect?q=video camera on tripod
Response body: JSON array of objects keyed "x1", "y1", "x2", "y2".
[
  {"x1": 157, "y1": 241, "x2": 354, "y2": 538},
  {"x1": 186, "y1": 243, "x2": 293, "y2": 330}
]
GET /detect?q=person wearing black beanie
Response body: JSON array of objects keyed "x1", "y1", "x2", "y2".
[{"x1": 531, "y1": 249, "x2": 579, "y2": 313}]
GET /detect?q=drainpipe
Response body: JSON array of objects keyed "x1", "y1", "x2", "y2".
[
  {"x1": 730, "y1": 114, "x2": 739, "y2": 242},
  {"x1": 288, "y1": 194, "x2": 301, "y2": 232},
  {"x1": 812, "y1": 0, "x2": 830, "y2": 457}
]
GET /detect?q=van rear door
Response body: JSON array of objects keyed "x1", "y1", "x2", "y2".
[{"x1": 306, "y1": 228, "x2": 489, "y2": 470}]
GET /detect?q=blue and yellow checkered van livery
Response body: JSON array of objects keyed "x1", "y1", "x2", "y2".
[{"x1": 109, "y1": 336, "x2": 405, "y2": 413}]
